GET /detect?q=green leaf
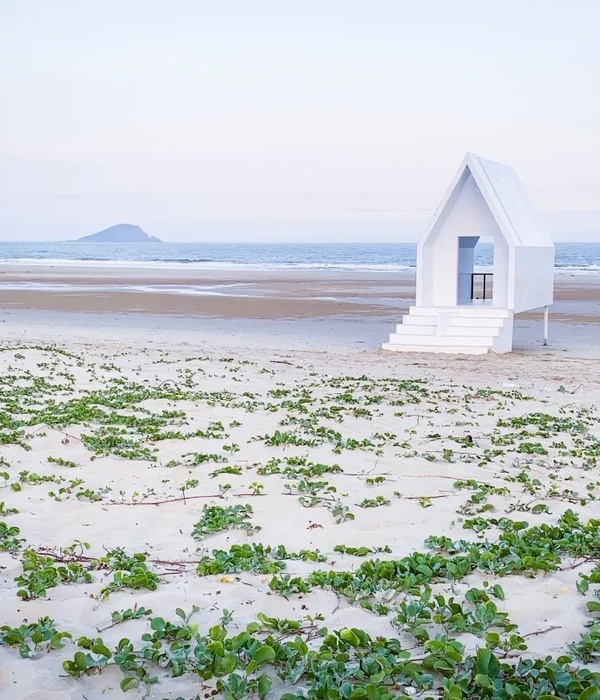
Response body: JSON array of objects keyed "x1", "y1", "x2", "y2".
[
  {"x1": 474, "y1": 674, "x2": 493, "y2": 689},
  {"x1": 446, "y1": 686, "x2": 463, "y2": 700},
  {"x1": 339, "y1": 629, "x2": 361, "y2": 647},
  {"x1": 74, "y1": 651, "x2": 88, "y2": 671},
  {"x1": 91, "y1": 642, "x2": 112, "y2": 658},
  {"x1": 120, "y1": 677, "x2": 140, "y2": 692},
  {"x1": 150, "y1": 617, "x2": 165, "y2": 631},
  {"x1": 209, "y1": 624, "x2": 227, "y2": 641},
  {"x1": 532, "y1": 504, "x2": 549, "y2": 514},
  {"x1": 579, "y1": 689, "x2": 600, "y2": 700},
  {"x1": 257, "y1": 674, "x2": 273, "y2": 700},
  {"x1": 62, "y1": 660, "x2": 78, "y2": 676},
  {"x1": 246, "y1": 645, "x2": 276, "y2": 674},
  {"x1": 213, "y1": 653, "x2": 238, "y2": 676},
  {"x1": 578, "y1": 578, "x2": 590, "y2": 595},
  {"x1": 50, "y1": 632, "x2": 71, "y2": 649},
  {"x1": 340, "y1": 682, "x2": 353, "y2": 699}
]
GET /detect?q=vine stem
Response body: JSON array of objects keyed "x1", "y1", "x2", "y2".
[
  {"x1": 523, "y1": 625, "x2": 561, "y2": 638},
  {"x1": 33, "y1": 548, "x2": 202, "y2": 568},
  {"x1": 404, "y1": 494, "x2": 453, "y2": 500},
  {"x1": 107, "y1": 493, "x2": 262, "y2": 506},
  {"x1": 559, "y1": 556, "x2": 596, "y2": 571}
]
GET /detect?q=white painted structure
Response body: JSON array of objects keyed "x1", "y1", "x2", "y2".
[{"x1": 383, "y1": 153, "x2": 555, "y2": 354}]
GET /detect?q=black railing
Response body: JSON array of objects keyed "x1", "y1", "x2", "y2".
[{"x1": 470, "y1": 273, "x2": 493, "y2": 300}]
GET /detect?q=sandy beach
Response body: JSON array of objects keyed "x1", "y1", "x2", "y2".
[
  {"x1": 1, "y1": 264, "x2": 599, "y2": 358},
  {"x1": 4, "y1": 0, "x2": 600, "y2": 694},
  {"x1": 0, "y1": 271, "x2": 600, "y2": 698},
  {"x1": 0, "y1": 265, "x2": 599, "y2": 322}
]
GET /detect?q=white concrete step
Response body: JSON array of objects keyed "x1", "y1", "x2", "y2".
[
  {"x1": 448, "y1": 316, "x2": 507, "y2": 328},
  {"x1": 445, "y1": 325, "x2": 500, "y2": 337},
  {"x1": 383, "y1": 306, "x2": 513, "y2": 355},
  {"x1": 393, "y1": 325, "x2": 437, "y2": 336},
  {"x1": 408, "y1": 306, "x2": 510, "y2": 319},
  {"x1": 400, "y1": 315, "x2": 438, "y2": 327},
  {"x1": 386, "y1": 333, "x2": 493, "y2": 348},
  {"x1": 382, "y1": 342, "x2": 490, "y2": 355}
]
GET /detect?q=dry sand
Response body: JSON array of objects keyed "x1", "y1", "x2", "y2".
[
  {"x1": 1, "y1": 322, "x2": 600, "y2": 698},
  {"x1": 1, "y1": 264, "x2": 599, "y2": 697}
]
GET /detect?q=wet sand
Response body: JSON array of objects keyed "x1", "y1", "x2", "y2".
[{"x1": 0, "y1": 265, "x2": 598, "y2": 323}]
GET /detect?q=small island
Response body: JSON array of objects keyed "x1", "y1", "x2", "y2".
[{"x1": 77, "y1": 224, "x2": 162, "y2": 243}]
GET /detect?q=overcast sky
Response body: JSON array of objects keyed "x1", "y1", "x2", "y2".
[{"x1": 2, "y1": 0, "x2": 600, "y2": 242}]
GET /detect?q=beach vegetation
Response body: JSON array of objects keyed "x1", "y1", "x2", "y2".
[
  {"x1": 97, "y1": 606, "x2": 153, "y2": 632},
  {"x1": 4, "y1": 343, "x2": 600, "y2": 698},
  {"x1": 196, "y1": 543, "x2": 326, "y2": 576},
  {"x1": 358, "y1": 495, "x2": 391, "y2": 508},
  {"x1": 248, "y1": 481, "x2": 264, "y2": 495},
  {"x1": 365, "y1": 476, "x2": 386, "y2": 485},
  {"x1": 0, "y1": 501, "x2": 18, "y2": 516},
  {"x1": 47, "y1": 455, "x2": 78, "y2": 468},
  {"x1": 191, "y1": 504, "x2": 260, "y2": 539},
  {"x1": 96, "y1": 550, "x2": 160, "y2": 599},
  {"x1": 57, "y1": 606, "x2": 600, "y2": 699},
  {"x1": 0, "y1": 521, "x2": 25, "y2": 552},
  {"x1": 15, "y1": 550, "x2": 92, "y2": 600},
  {"x1": 186, "y1": 451, "x2": 228, "y2": 465},
  {"x1": 209, "y1": 464, "x2": 243, "y2": 477},
  {"x1": 0, "y1": 617, "x2": 72, "y2": 658},
  {"x1": 333, "y1": 544, "x2": 392, "y2": 556}
]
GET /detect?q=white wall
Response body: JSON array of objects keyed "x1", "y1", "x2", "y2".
[
  {"x1": 513, "y1": 246, "x2": 555, "y2": 313},
  {"x1": 418, "y1": 171, "x2": 505, "y2": 308},
  {"x1": 491, "y1": 229, "x2": 509, "y2": 308},
  {"x1": 415, "y1": 161, "x2": 554, "y2": 318}
]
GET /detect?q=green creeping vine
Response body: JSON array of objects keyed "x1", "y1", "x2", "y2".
[
  {"x1": 98, "y1": 606, "x2": 153, "y2": 632},
  {"x1": 3, "y1": 342, "x2": 600, "y2": 699},
  {"x1": 358, "y1": 496, "x2": 391, "y2": 508},
  {"x1": 256, "y1": 456, "x2": 343, "y2": 479},
  {"x1": 334, "y1": 545, "x2": 393, "y2": 557},
  {"x1": 0, "y1": 501, "x2": 19, "y2": 516},
  {"x1": 0, "y1": 617, "x2": 72, "y2": 658},
  {"x1": 265, "y1": 510, "x2": 600, "y2": 605},
  {"x1": 196, "y1": 543, "x2": 326, "y2": 576},
  {"x1": 191, "y1": 504, "x2": 261, "y2": 539},
  {"x1": 0, "y1": 521, "x2": 25, "y2": 552},
  {"x1": 96, "y1": 549, "x2": 160, "y2": 599},
  {"x1": 11, "y1": 547, "x2": 160, "y2": 601},
  {"x1": 59, "y1": 608, "x2": 600, "y2": 700},
  {"x1": 391, "y1": 584, "x2": 522, "y2": 649},
  {"x1": 15, "y1": 550, "x2": 92, "y2": 600},
  {"x1": 47, "y1": 455, "x2": 78, "y2": 468}
]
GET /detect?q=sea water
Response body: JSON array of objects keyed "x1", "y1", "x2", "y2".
[{"x1": 0, "y1": 241, "x2": 598, "y2": 273}]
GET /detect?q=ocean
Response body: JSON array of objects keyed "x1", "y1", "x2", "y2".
[{"x1": 0, "y1": 241, "x2": 598, "y2": 274}]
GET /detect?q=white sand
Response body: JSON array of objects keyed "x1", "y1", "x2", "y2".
[{"x1": 0, "y1": 328, "x2": 599, "y2": 699}]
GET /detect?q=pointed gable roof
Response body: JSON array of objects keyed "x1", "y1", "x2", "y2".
[{"x1": 422, "y1": 153, "x2": 554, "y2": 249}]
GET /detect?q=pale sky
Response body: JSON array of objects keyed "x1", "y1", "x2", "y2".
[{"x1": 2, "y1": 0, "x2": 600, "y2": 242}]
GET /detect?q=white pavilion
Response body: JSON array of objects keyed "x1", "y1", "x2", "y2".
[{"x1": 383, "y1": 153, "x2": 555, "y2": 355}]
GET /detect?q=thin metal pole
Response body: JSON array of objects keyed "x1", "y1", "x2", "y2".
[{"x1": 543, "y1": 305, "x2": 549, "y2": 346}]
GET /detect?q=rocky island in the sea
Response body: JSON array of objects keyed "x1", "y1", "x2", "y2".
[{"x1": 76, "y1": 224, "x2": 162, "y2": 243}]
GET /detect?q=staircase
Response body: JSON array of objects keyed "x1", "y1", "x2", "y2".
[{"x1": 382, "y1": 306, "x2": 514, "y2": 355}]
